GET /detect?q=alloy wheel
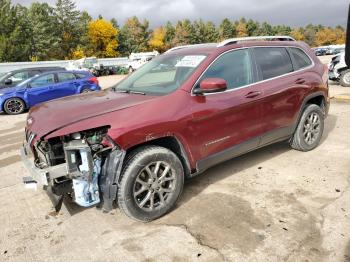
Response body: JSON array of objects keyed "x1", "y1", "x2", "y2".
[
  {"x1": 5, "y1": 99, "x2": 24, "y2": 114},
  {"x1": 133, "y1": 161, "x2": 176, "y2": 211},
  {"x1": 303, "y1": 112, "x2": 321, "y2": 145}
]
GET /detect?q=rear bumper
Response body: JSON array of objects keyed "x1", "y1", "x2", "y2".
[{"x1": 20, "y1": 143, "x2": 67, "y2": 186}]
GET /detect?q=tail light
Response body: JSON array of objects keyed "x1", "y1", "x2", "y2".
[{"x1": 89, "y1": 77, "x2": 99, "y2": 85}]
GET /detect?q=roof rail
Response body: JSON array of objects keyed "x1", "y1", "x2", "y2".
[
  {"x1": 165, "y1": 43, "x2": 215, "y2": 54},
  {"x1": 217, "y1": 36, "x2": 295, "y2": 47}
]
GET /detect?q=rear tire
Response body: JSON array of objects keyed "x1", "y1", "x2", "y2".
[
  {"x1": 81, "y1": 88, "x2": 92, "y2": 93},
  {"x1": 339, "y1": 69, "x2": 350, "y2": 87},
  {"x1": 4, "y1": 98, "x2": 25, "y2": 115},
  {"x1": 117, "y1": 146, "x2": 184, "y2": 222},
  {"x1": 290, "y1": 104, "x2": 324, "y2": 151}
]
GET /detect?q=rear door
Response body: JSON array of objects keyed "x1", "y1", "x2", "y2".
[
  {"x1": 252, "y1": 47, "x2": 312, "y2": 146},
  {"x1": 188, "y1": 49, "x2": 263, "y2": 170},
  {"x1": 55, "y1": 72, "x2": 79, "y2": 97}
]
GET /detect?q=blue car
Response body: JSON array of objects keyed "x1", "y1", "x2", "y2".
[{"x1": 0, "y1": 70, "x2": 101, "y2": 115}]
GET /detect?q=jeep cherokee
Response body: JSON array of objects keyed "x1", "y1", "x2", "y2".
[{"x1": 21, "y1": 36, "x2": 330, "y2": 222}]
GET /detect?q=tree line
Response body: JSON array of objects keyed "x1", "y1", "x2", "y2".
[{"x1": 0, "y1": 0, "x2": 346, "y2": 62}]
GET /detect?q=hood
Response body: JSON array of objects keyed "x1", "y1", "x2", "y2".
[{"x1": 27, "y1": 90, "x2": 157, "y2": 138}]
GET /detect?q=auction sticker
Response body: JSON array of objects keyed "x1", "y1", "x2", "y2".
[{"x1": 175, "y1": 55, "x2": 206, "y2": 68}]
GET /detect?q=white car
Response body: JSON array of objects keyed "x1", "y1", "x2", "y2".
[
  {"x1": 127, "y1": 51, "x2": 159, "y2": 73},
  {"x1": 328, "y1": 52, "x2": 350, "y2": 87}
]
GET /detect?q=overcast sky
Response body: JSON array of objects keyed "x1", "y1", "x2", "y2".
[{"x1": 13, "y1": 0, "x2": 349, "y2": 28}]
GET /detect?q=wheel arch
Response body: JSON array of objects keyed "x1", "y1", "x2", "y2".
[
  {"x1": 125, "y1": 136, "x2": 192, "y2": 178},
  {"x1": 293, "y1": 91, "x2": 327, "y2": 133}
]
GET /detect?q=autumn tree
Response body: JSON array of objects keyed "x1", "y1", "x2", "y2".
[
  {"x1": 236, "y1": 19, "x2": 248, "y2": 37},
  {"x1": 148, "y1": 27, "x2": 166, "y2": 52},
  {"x1": 87, "y1": 19, "x2": 119, "y2": 57},
  {"x1": 290, "y1": 28, "x2": 305, "y2": 41},
  {"x1": 315, "y1": 27, "x2": 338, "y2": 46}
]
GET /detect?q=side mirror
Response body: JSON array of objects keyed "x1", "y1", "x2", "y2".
[
  {"x1": 4, "y1": 79, "x2": 12, "y2": 85},
  {"x1": 193, "y1": 78, "x2": 227, "y2": 95}
]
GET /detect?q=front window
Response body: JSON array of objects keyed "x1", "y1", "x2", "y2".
[
  {"x1": 197, "y1": 49, "x2": 253, "y2": 90},
  {"x1": 114, "y1": 54, "x2": 207, "y2": 95}
]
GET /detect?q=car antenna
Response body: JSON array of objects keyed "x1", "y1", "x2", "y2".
[{"x1": 346, "y1": 3, "x2": 350, "y2": 67}]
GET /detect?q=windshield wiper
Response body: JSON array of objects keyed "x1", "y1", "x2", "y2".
[{"x1": 115, "y1": 89, "x2": 146, "y2": 95}]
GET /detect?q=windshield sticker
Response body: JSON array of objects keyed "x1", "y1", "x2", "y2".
[{"x1": 175, "y1": 55, "x2": 206, "y2": 68}]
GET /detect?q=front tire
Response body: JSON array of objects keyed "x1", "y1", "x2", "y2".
[
  {"x1": 339, "y1": 69, "x2": 350, "y2": 87},
  {"x1": 4, "y1": 98, "x2": 25, "y2": 115},
  {"x1": 117, "y1": 146, "x2": 184, "y2": 222},
  {"x1": 290, "y1": 104, "x2": 324, "y2": 151}
]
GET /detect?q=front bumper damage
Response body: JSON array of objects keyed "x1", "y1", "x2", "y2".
[{"x1": 20, "y1": 141, "x2": 125, "y2": 213}]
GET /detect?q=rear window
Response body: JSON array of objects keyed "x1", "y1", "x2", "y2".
[
  {"x1": 75, "y1": 73, "x2": 88, "y2": 79},
  {"x1": 288, "y1": 47, "x2": 312, "y2": 70},
  {"x1": 57, "y1": 72, "x2": 76, "y2": 82},
  {"x1": 254, "y1": 47, "x2": 293, "y2": 80}
]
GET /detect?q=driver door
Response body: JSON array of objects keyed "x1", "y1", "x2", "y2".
[
  {"x1": 187, "y1": 49, "x2": 264, "y2": 170},
  {"x1": 26, "y1": 73, "x2": 57, "y2": 106}
]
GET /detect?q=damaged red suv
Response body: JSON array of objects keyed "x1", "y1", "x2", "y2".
[{"x1": 21, "y1": 36, "x2": 329, "y2": 222}]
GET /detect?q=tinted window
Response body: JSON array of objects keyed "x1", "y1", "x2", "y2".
[
  {"x1": 57, "y1": 72, "x2": 76, "y2": 82},
  {"x1": 9, "y1": 71, "x2": 29, "y2": 84},
  {"x1": 29, "y1": 70, "x2": 41, "y2": 77},
  {"x1": 75, "y1": 73, "x2": 88, "y2": 79},
  {"x1": 254, "y1": 47, "x2": 293, "y2": 80},
  {"x1": 199, "y1": 49, "x2": 253, "y2": 90},
  {"x1": 30, "y1": 74, "x2": 55, "y2": 88},
  {"x1": 289, "y1": 47, "x2": 312, "y2": 70}
]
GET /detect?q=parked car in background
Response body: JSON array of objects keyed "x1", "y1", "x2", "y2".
[
  {"x1": 0, "y1": 70, "x2": 100, "y2": 114},
  {"x1": 0, "y1": 67, "x2": 64, "y2": 89},
  {"x1": 67, "y1": 57, "x2": 117, "y2": 77},
  {"x1": 314, "y1": 48, "x2": 328, "y2": 56},
  {"x1": 21, "y1": 36, "x2": 329, "y2": 222},
  {"x1": 127, "y1": 51, "x2": 159, "y2": 73},
  {"x1": 328, "y1": 52, "x2": 350, "y2": 86}
]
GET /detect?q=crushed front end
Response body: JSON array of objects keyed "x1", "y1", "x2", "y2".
[{"x1": 21, "y1": 127, "x2": 125, "y2": 213}]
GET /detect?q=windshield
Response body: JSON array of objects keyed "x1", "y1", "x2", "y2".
[{"x1": 114, "y1": 54, "x2": 207, "y2": 95}]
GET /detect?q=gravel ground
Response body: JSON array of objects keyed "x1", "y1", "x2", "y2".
[{"x1": 0, "y1": 62, "x2": 350, "y2": 261}]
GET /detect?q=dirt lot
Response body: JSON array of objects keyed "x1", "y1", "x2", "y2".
[{"x1": 1, "y1": 62, "x2": 350, "y2": 261}]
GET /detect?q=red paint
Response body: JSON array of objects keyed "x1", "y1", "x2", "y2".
[{"x1": 26, "y1": 41, "x2": 329, "y2": 171}]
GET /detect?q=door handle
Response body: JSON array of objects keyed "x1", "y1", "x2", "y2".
[
  {"x1": 245, "y1": 91, "x2": 261, "y2": 99},
  {"x1": 295, "y1": 78, "x2": 306, "y2": 85}
]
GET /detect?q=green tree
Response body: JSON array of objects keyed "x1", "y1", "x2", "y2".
[
  {"x1": 0, "y1": 2, "x2": 32, "y2": 61},
  {"x1": 192, "y1": 19, "x2": 218, "y2": 43},
  {"x1": 218, "y1": 18, "x2": 235, "y2": 40},
  {"x1": 28, "y1": 2, "x2": 59, "y2": 60},
  {"x1": 54, "y1": 0, "x2": 81, "y2": 59},
  {"x1": 246, "y1": 19, "x2": 259, "y2": 36},
  {"x1": 118, "y1": 16, "x2": 149, "y2": 56},
  {"x1": 164, "y1": 21, "x2": 175, "y2": 48},
  {"x1": 172, "y1": 19, "x2": 195, "y2": 46}
]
